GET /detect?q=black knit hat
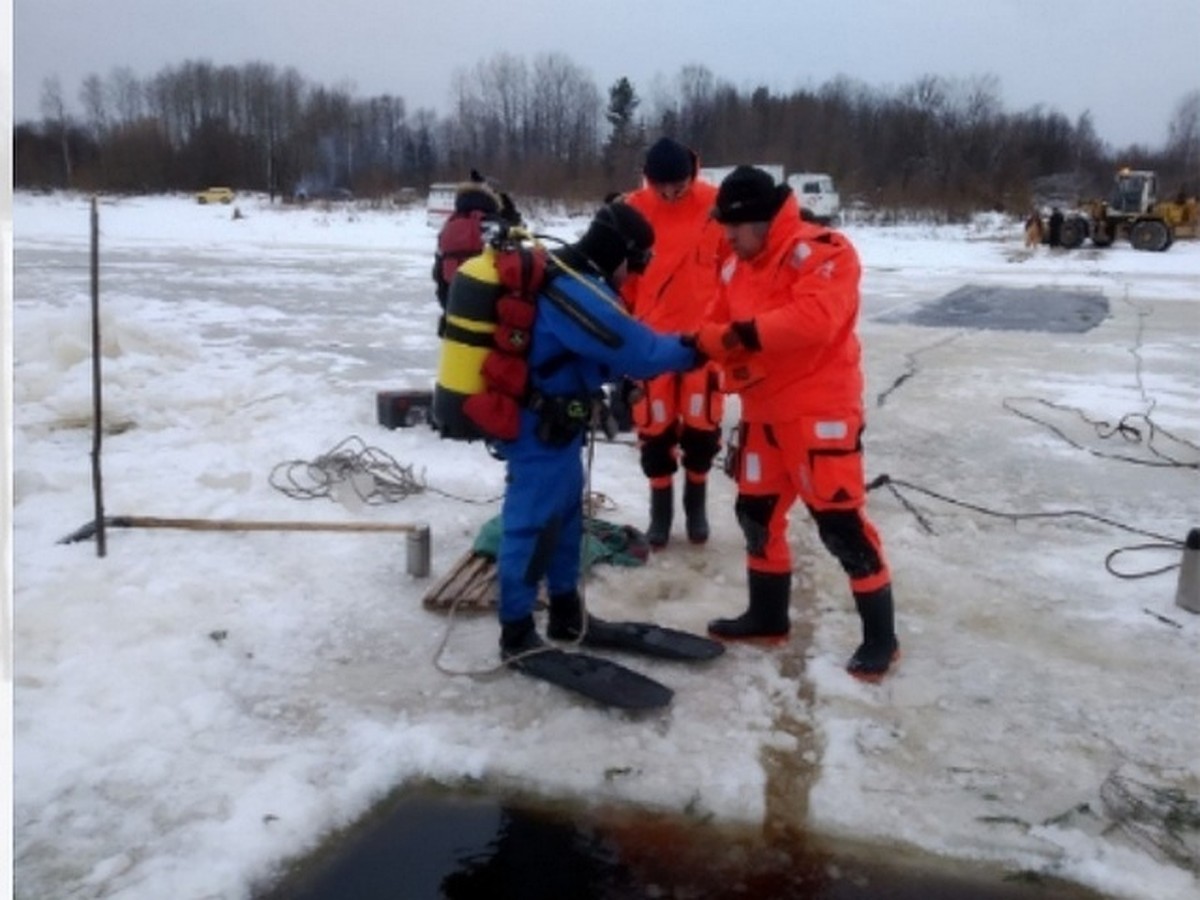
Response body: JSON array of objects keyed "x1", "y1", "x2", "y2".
[
  {"x1": 454, "y1": 180, "x2": 501, "y2": 215},
  {"x1": 712, "y1": 165, "x2": 790, "y2": 223},
  {"x1": 576, "y1": 201, "x2": 655, "y2": 279},
  {"x1": 643, "y1": 137, "x2": 695, "y2": 184}
]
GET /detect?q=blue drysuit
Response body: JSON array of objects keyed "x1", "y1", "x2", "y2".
[{"x1": 496, "y1": 269, "x2": 698, "y2": 624}]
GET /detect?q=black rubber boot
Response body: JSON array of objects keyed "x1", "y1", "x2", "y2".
[
  {"x1": 646, "y1": 484, "x2": 674, "y2": 549},
  {"x1": 547, "y1": 589, "x2": 622, "y2": 647},
  {"x1": 547, "y1": 589, "x2": 583, "y2": 640},
  {"x1": 708, "y1": 570, "x2": 791, "y2": 643},
  {"x1": 683, "y1": 478, "x2": 709, "y2": 544},
  {"x1": 499, "y1": 615, "x2": 544, "y2": 662},
  {"x1": 847, "y1": 585, "x2": 900, "y2": 682}
]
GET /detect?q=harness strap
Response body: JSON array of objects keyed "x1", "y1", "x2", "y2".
[{"x1": 541, "y1": 284, "x2": 622, "y2": 348}]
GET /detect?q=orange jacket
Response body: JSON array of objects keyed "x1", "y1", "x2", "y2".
[
  {"x1": 620, "y1": 179, "x2": 727, "y2": 333},
  {"x1": 708, "y1": 193, "x2": 864, "y2": 422}
]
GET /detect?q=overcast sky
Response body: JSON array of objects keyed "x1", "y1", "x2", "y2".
[{"x1": 12, "y1": 0, "x2": 1200, "y2": 150}]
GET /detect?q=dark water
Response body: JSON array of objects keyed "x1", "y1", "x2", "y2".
[
  {"x1": 257, "y1": 784, "x2": 1107, "y2": 900},
  {"x1": 882, "y1": 284, "x2": 1109, "y2": 333}
]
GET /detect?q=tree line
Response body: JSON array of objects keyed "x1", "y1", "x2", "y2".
[{"x1": 14, "y1": 55, "x2": 1200, "y2": 217}]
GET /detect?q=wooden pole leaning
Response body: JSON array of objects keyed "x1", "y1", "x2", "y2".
[{"x1": 58, "y1": 516, "x2": 433, "y2": 577}]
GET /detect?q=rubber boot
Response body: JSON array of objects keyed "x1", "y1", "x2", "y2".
[
  {"x1": 708, "y1": 570, "x2": 791, "y2": 643},
  {"x1": 646, "y1": 482, "x2": 674, "y2": 549},
  {"x1": 547, "y1": 589, "x2": 584, "y2": 640},
  {"x1": 846, "y1": 585, "x2": 900, "y2": 682},
  {"x1": 547, "y1": 589, "x2": 621, "y2": 648},
  {"x1": 683, "y1": 477, "x2": 709, "y2": 544},
  {"x1": 499, "y1": 615, "x2": 544, "y2": 662}
]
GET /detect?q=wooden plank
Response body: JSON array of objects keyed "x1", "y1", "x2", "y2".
[
  {"x1": 422, "y1": 549, "x2": 546, "y2": 613},
  {"x1": 423, "y1": 550, "x2": 498, "y2": 612}
]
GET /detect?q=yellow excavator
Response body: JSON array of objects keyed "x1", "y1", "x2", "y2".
[{"x1": 1058, "y1": 168, "x2": 1198, "y2": 252}]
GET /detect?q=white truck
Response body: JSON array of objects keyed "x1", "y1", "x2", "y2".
[
  {"x1": 785, "y1": 172, "x2": 840, "y2": 225},
  {"x1": 698, "y1": 163, "x2": 785, "y2": 187},
  {"x1": 698, "y1": 165, "x2": 841, "y2": 225},
  {"x1": 425, "y1": 182, "x2": 458, "y2": 228}
]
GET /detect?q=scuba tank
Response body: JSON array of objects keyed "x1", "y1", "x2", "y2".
[
  {"x1": 433, "y1": 245, "x2": 503, "y2": 440},
  {"x1": 433, "y1": 235, "x2": 550, "y2": 442}
]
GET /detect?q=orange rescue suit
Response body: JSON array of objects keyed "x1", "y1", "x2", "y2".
[
  {"x1": 621, "y1": 180, "x2": 727, "y2": 478},
  {"x1": 710, "y1": 193, "x2": 890, "y2": 591}
]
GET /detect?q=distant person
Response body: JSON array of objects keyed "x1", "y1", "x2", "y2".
[
  {"x1": 1024, "y1": 209, "x2": 1044, "y2": 248},
  {"x1": 1047, "y1": 206, "x2": 1064, "y2": 247},
  {"x1": 489, "y1": 202, "x2": 702, "y2": 661},
  {"x1": 697, "y1": 166, "x2": 899, "y2": 681},
  {"x1": 432, "y1": 170, "x2": 520, "y2": 336},
  {"x1": 617, "y1": 137, "x2": 729, "y2": 548}
]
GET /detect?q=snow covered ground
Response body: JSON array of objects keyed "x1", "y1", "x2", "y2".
[{"x1": 10, "y1": 191, "x2": 1200, "y2": 900}]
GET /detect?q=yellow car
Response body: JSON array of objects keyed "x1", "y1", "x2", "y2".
[{"x1": 196, "y1": 186, "x2": 235, "y2": 205}]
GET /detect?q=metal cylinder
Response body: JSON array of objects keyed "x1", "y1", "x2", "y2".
[
  {"x1": 407, "y1": 525, "x2": 431, "y2": 578},
  {"x1": 1175, "y1": 528, "x2": 1200, "y2": 614}
]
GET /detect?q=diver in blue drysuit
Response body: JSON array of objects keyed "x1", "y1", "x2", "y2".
[{"x1": 496, "y1": 202, "x2": 700, "y2": 659}]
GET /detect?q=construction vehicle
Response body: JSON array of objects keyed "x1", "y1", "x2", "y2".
[{"x1": 1058, "y1": 168, "x2": 1198, "y2": 252}]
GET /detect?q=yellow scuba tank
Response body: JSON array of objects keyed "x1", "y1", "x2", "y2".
[
  {"x1": 433, "y1": 245, "x2": 503, "y2": 440},
  {"x1": 434, "y1": 231, "x2": 552, "y2": 442}
]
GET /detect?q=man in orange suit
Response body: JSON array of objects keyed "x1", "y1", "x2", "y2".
[
  {"x1": 620, "y1": 138, "x2": 728, "y2": 548},
  {"x1": 698, "y1": 165, "x2": 899, "y2": 682}
]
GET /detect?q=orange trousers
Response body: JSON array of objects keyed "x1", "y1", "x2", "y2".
[
  {"x1": 633, "y1": 365, "x2": 724, "y2": 481},
  {"x1": 730, "y1": 413, "x2": 890, "y2": 593}
]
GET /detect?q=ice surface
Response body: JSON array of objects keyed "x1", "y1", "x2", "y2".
[{"x1": 10, "y1": 193, "x2": 1200, "y2": 899}]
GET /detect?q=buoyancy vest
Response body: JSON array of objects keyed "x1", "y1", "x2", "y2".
[{"x1": 432, "y1": 239, "x2": 550, "y2": 441}]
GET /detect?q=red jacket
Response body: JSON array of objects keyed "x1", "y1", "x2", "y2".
[
  {"x1": 708, "y1": 193, "x2": 864, "y2": 422},
  {"x1": 621, "y1": 179, "x2": 727, "y2": 333}
]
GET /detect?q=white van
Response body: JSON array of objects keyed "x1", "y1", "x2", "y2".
[
  {"x1": 425, "y1": 183, "x2": 458, "y2": 228},
  {"x1": 785, "y1": 173, "x2": 840, "y2": 224},
  {"x1": 698, "y1": 163, "x2": 785, "y2": 187}
]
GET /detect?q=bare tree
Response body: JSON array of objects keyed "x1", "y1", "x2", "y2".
[
  {"x1": 79, "y1": 74, "x2": 108, "y2": 141},
  {"x1": 449, "y1": 67, "x2": 488, "y2": 171},
  {"x1": 39, "y1": 76, "x2": 73, "y2": 185},
  {"x1": 530, "y1": 53, "x2": 598, "y2": 164},
  {"x1": 1166, "y1": 89, "x2": 1200, "y2": 190},
  {"x1": 107, "y1": 67, "x2": 144, "y2": 127},
  {"x1": 676, "y1": 64, "x2": 717, "y2": 149},
  {"x1": 480, "y1": 53, "x2": 528, "y2": 168}
]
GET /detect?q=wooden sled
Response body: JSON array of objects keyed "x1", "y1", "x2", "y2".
[
  {"x1": 422, "y1": 551, "x2": 497, "y2": 612},
  {"x1": 421, "y1": 550, "x2": 549, "y2": 613}
]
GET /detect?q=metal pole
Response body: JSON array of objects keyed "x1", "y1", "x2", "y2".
[{"x1": 89, "y1": 196, "x2": 106, "y2": 557}]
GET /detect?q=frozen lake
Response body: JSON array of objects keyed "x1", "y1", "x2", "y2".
[{"x1": 11, "y1": 193, "x2": 1200, "y2": 900}]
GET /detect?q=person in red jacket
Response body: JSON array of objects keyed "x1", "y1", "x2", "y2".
[
  {"x1": 697, "y1": 165, "x2": 899, "y2": 681},
  {"x1": 619, "y1": 138, "x2": 728, "y2": 547}
]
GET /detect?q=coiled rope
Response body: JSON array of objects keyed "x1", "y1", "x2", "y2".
[{"x1": 269, "y1": 434, "x2": 503, "y2": 506}]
